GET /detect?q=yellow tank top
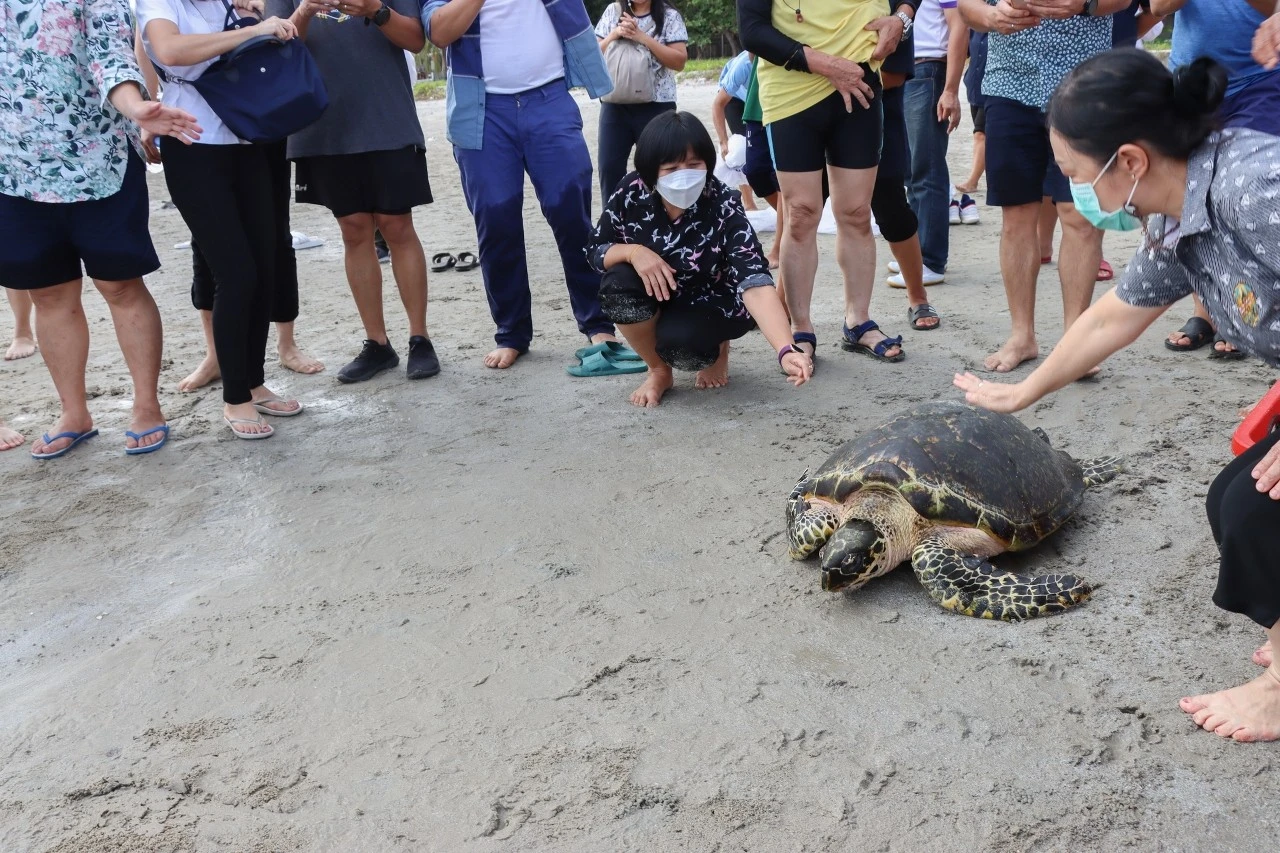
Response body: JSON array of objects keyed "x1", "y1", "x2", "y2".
[{"x1": 757, "y1": 0, "x2": 886, "y2": 125}]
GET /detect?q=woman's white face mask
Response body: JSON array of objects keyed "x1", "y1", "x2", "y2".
[{"x1": 655, "y1": 168, "x2": 707, "y2": 210}]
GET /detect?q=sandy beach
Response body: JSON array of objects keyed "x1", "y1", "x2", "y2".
[{"x1": 2, "y1": 82, "x2": 1278, "y2": 852}]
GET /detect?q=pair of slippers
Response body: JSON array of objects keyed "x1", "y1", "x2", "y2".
[
  {"x1": 1164, "y1": 316, "x2": 1246, "y2": 360},
  {"x1": 432, "y1": 252, "x2": 479, "y2": 273},
  {"x1": 31, "y1": 425, "x2": 170, "y2": 460},
  {"x1": 566, "y1": 341, "x2": 647, "y2": 377}
]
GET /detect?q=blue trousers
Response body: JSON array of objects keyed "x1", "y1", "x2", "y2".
[
  {"x1": 903, "y1": 60, "x2": 951, "y2": 273},
  {"x1": 455, "y1": 81, "x2": 614, "y2": 352}
]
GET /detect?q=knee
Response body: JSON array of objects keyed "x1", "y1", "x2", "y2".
[
  {"x1": 872, "y1": 186, "x2": 917, "y2": 244},
  {"x1": 833, "y1": 201, "x2": 872, "y2": 233},
  {"x1": 1058, "y1": 206, "x2": 1102, "y2": 240},
  {"x1": 94, "y1": 279, "x2": 149, "y2": 306},
  {"x1": 338, "y1": 215, "x2": 375, "y2": 248},
  {"x1": 785, "y1": 198, "x2": 823, "y2": 238},
  {"x1": 1000, "y1": 205, "x2": 1039, "y2": 239},
  {"x1": 372, "y1": 214, "x2": 417, "y2": 245},
  {"x1": 599, "y1": 264, "x2": 657, "y2": 325}
]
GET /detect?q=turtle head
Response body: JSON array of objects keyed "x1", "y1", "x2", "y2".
[{"x1": 820, "y1": 519, "x2": 887, "y2": 592}]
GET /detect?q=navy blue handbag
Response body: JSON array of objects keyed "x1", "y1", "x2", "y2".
[{"x1": 159, "y1": 0, "x2": 328, "y2": 143}]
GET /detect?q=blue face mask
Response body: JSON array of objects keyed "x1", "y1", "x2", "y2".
[{"x1": 1069, "y1": 150, "x2": 1142, "y2": 232}]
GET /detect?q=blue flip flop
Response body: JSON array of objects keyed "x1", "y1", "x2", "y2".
[
  {"x1": 31, "y1": 428, "x2": 99, "y2": 460},
  {"x1": 573, "y1": 340, "x2": 643, "y2": 362},
  {"x1": 125, "y1": 424, "x2": 170, "y2": 456},
  {"x1": 566, "y1": 350, "x2": 649, "y2": 377}
]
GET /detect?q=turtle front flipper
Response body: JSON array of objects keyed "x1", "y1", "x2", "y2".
[
  {"x1": 1080, "y1": 456, "x2": 1122, "y2": 487},
  {"x1": 910, "y1": 536, "x2": 1094, "y2": 621},
  {"x1": 786, "y1": 471, "x2": 839, "y2": 560}
]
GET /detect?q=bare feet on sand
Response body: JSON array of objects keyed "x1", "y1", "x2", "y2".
[
  {"x1": 630, "y1": 366, "x2": 674, "y2": 408},
  {"x1": 483, "y1": 347, "x2": 523, "y2": 369},
  {"x1": 1255, "y1": 641, "x2": 1274, "y2": 668},
  {"x1": 1179, "y1": 667, "x2": 1280, "y2": 743},
  {"x1": 0, "y1": 421, "x2": 24, "y2": 450},
  {"x1": 179, "y1": 355, "x2": 221, "y2": 392},
  {"x1": 5, "y1": 336, "x2": 36, "y2": 360},
  {"x1": 954, "y1": 181, "x2": 978, "y2": 195},
  {"x1": 279, "y1": 345, "x2": 324, "y2": 375},
  {"x1": 983, "y1": 337, "x2": 1039, "y2": 373},
  {"x1": 694, "y1": 343, "x2": 730, "y2": 390}
]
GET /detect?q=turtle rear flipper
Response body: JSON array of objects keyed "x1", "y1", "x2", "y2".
[
  {"x1": 1081, "y1": 456, "x2": 1122, "y2": 487},
  {"x1": 910, "y1": 538, "x2": 1094, "y2": 621}
]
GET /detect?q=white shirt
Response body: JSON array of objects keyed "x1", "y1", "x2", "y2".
[
  {"x1": 913, "y1": 0, "x2": 957, "y2": 61},
  {"x1": 478, "y1": 0, "x2": 564, "y2": 95},
  {"x1": 135, "y1": 0, "x2": 244, "y2": 145}
]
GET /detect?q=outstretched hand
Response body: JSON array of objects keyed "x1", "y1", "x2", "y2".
[
  {"x1": 953, "y1": 372, "x2": 1028, "y2": 413},
  {"x1": 130, "y1": 101, "x2": 202, "y2": 145},
  {"x1": 1252, "y1": 439, "x2": 1280, "y2": 501}
]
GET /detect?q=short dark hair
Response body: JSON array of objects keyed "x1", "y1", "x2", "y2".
[
  {"x1": 634, "y1": 111, "x2": 718, "y2": 189},
  {"x1": 1047, "y1": 48, "x2": 1227, "y2": 163}
]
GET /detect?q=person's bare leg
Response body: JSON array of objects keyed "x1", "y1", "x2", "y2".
[
  {"x1": 889, "y1": 236, "x2": 937, "y2": 329},
  {"x1": 28, "y1": 280, "x2": 94, "y2": 456},
  {"x1": 613, "y1": 316, "x2": 674, "y2": 408},
  {"x1": 985, "y1": 201, "x2": 1041, "y2": 372},
  {"x1": 955, "y1": 131, "x2": 985, "y2": 195},
  {"x1": 1180, "y1": 620, "x2": 1280, "y2": 743},
  {"x1": 95, "y1": 278, "x2": 166, "y2": 451},
  {"x1": 178, "y1": 309, "x2": 220, "y2": 391},
  {"x1": 1056, "y1": 202, "x2": 1103, "y2": 377},
  {"x1": 765, "y1": 192, "x2": 784, "y2": 269},
  {"x1": 5, "y1": 288, "x2": 36, "y2": 360},
  {"x1": 1037, "y1": 195, "x2": 1058, "y2": 262},
  {"x1": 337, "y1": 213, "x2": 389, "y2": 345},
  {"x1": 276, "y1": 321, "x2": 324, "y2": 374},
  {"x1": 775, "y1": 170, "x2": 825, "y2": 359},
  {"x1": 829, "y1": 164, "x2": 898, "y2": 357},
  {"x1": 739, "y1": 184, "x2": 758, "y2": 211},
  {"x1": 694, "y1": 341, "x2": 731, "y2": 389},
  {"x1": 0, "y1": 419, "x2": 23, "y2": 451},
  {"x1": 1168, "y1": 293, "x2": 1216, "y2": 348},
  {"x1": 1255, "y1": 640, "x2": 1274, "y2": 668},
  {"x1": 373, "y1": 212, "x2": 428, "y2": 340}
]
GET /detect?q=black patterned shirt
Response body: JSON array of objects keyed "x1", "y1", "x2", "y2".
[
  {"x1": 586, "y1": 173, "x2": 775, "y2": 321},
  {"x1": 1115, "y1": 129, "x2": 1280, "y2": 367}
]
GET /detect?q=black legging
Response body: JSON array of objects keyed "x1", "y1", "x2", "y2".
[
  {"x1": 597, "y1": 101, "x2": 676, "y2": 201},
  {"x1": 163, "y1": 142, "x2": 275, "y2": 406},
  {"x1": 1207, "y1": 430, "x2": 1280, "y2": 629},
  {"x1": 870, "y1": 84, "x2": 918, "y2": 244},
  {"x1": 190, "y1": 140, "x2": 297, "y2": 323}
]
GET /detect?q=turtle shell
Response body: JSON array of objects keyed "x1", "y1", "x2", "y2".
[{"x1": 805, "y1": 401, "x2": 1087, "y2": 550}]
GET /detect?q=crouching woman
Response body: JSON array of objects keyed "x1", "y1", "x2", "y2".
[{"x1": 585, "y1": 111, "x2": 811, "y2": 407}]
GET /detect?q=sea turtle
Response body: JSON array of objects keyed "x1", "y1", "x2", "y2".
[{"x1": 785, "y1": 401, "x2": 1121, "y2": 621}]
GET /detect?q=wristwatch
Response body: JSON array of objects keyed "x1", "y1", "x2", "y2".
[
  {"x1": 371, "y1": 2, "x2": 391, "y2": 25},
  {"x1": 896, "y1": 10, "x2": 914, "y2": 35},
  {"x1": 1080, "y1": 0, "x2": 1099, "y2": 15}
]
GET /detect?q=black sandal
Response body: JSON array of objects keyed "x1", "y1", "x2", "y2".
[
  {"x1": 841, "y1": 320, "x2": 904, "y2": 362},
  {"x1": 908, "y1": 303, "x2": 941, "y2": 332},
  {"x1": 1164, "y1": 316, "x2": 1213, "y2": 352},
  {"x1": 1208, "y1": 334, "x2": 1247, "y2": 360},
  {"x1": 430, "y1": 252, "x2": 456, "y2": 272},
  {"x1": 455, "y1": 251, "x2": 479, "y2": 272}
]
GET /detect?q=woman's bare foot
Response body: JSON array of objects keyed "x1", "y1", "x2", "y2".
[
  {"x1": 179, "y1": 355, "x2": 221, "y2": 391},
  {"x1": 1214, "y1": 339, "x2": 1241, "y2": 357},
  {"x1": 1255, "y1": 641, "x2": 1274, "y2": 668},
  {"x1": 1179, "y1": 668, "x2": 1280, "y2": 743},
  {"x1": 30, "y1": 413, "x2": 95, "y2": 456},
  {"x1": 279, "y1": 344, "x2": 324, "y2": 375},
  {"x1": 0, "y1": 421, "x2": 24, "y2": 451},
  {"x1": 630, "y1": 367, "x2": 674, "y2": 408},
  {"x1": 983, "y1": 337, "x2": 1040, "y2": 373},
  {"x1": 483, "y1": 347, "x2": 523, "y2": 369},
  {"x1": 5, "y1": 336, "x2": 36, "y2": 360},
  {"x1": 251, "y1": 385, "x2": 302, "y2": 416},
  {"x1": 694, "y1": 343, "x2": 730, "y2": 389}
]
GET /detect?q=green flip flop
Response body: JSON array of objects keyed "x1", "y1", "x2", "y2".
[
  {"x1": 567, "y1": 350, "x2": 649, "y2": 377},
  {"x1": 573, "y1": 340, "x2": 642, "y2": 362}
]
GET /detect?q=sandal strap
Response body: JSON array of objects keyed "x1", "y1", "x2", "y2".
[
  {"x1": 792, "y1": 331, "x2": 817, "y2": 346},
  {"x1": 874, "y1": 335, "x2": 903, "y2": 356},
  {"x1": 845, "y1": 320, "x2": 880, "y2": 341}
]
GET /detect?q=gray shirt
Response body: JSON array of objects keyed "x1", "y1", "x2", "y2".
[
  {"x1": 267, "y1": 0, "x2": 424, "y2": 158},
  {"x1": 1115, "y1": 129, "x2": 1280, "y2": 367}
]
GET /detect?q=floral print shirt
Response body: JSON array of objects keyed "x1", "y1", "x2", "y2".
[
  {"x1": 587, "y1": 173, "x2": 775, "y2": 321},
  {"x1": 1115, "y1": 130, "x2": 1280, "y2": 367},
  {"x1": 1, "y1": 0, "x2": 146, "y2": 202},
  {"x1": 594, "y1": 3, "x2": 687, "y2": 104}
]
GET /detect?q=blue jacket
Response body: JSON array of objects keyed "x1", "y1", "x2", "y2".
[{"x1": 422, "y1": 0, "x2": 614, "y2": 149}]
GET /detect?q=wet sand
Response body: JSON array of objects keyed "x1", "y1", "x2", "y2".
[{"x1": 2, "y1": 83, "x2": 1277, "y2": 852}]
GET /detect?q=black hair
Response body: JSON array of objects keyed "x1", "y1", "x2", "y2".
[
  {"x1": 1046, "y1": 48, "x2": 1228, "y2": 163},
  {"x1": 634, "y1": 110, "x2": 718, "y2": 189},
  {"x1": 620, "y1": 0, "x2": 669, "y2": 37}
]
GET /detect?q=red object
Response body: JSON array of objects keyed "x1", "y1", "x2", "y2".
[{"x1": 1233, "y1": 380, "x2": 1280, "y2": 456}]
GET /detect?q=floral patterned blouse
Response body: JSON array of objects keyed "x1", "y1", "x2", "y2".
[
  {"x1": 586, "y1": 173, "x2": 774, "y2": 321},
  {"x1": 1, "y1": 0, "x2": 146, "y2": 203}
]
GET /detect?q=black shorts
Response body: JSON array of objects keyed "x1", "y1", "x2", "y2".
[
  {"x1": 725, "y1": 96, "x2": 746, "y2": 136},
  {"x1": 0, "y1": 151, "x2": 160, "y2": 290},
  {"x1": 984, "y1": 96, "x2": 1070, "y2": 207},
  {"x1": 743, "y1": 120, "x2": 780, "y2": 199},
  {"x1": 970, "y1": 103, "x2": 986, "y2": 134},
  {"x1": 294, "y1": 145, "x2": 432, "y2": 218},
  {"x1": 767, "y1": 76, "x2": 884, "y2": 173}
]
